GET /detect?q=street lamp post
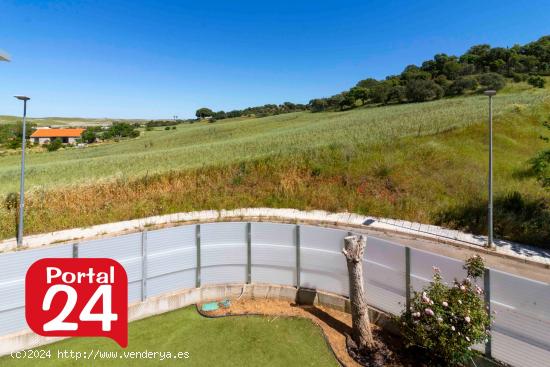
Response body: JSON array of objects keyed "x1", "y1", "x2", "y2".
[
  {"x1": 14, "y1": 96, "x2": 30, "y2": 247},
  {"x1": 484, "y1": 90, "x2": 496, "y2": 249}
]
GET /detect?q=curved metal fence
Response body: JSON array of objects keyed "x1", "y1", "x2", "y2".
[{"x1": 0, "y1": 222, "x2": 548, "y2": 367}]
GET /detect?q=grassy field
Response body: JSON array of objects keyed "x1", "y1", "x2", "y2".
[
  {"x1": 0, "y1": 84, "x2": 546, "y2": 194},
  {"x1": 0, "y1": 306, "x2": 338, "y2": 366},
  {"x1": 0, "y1": 83, "x2": 549, "y2": 245}
]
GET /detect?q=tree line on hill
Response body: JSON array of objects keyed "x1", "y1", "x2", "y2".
[
  {"x1": 309, "y1": 36, "x2": 549, "y2": 112},
  {"x1": 194, "y1": 102, "x2": 309, "y2": 122},
  {"x1": 194, "y1": 35, "x2": 549, "y2": 118}
]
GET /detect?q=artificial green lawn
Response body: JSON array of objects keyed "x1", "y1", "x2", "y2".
[{"x1": 0, "y1": 306, "x2": 338, "y2": 367}]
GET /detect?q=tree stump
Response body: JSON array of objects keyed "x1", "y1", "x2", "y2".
[{"x1": 343, "y1": 235, "x2": 375, "y2": 351}]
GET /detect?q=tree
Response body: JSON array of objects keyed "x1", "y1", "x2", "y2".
[
  {"x1": 213, "y1": 110, "x2": 227, "y2": 120},
  {"x1": 406, "y1": 79, "x2": 444, "y2": 102},
  {"x1": 80, "y1": 129, "x2": 98, "y2": 143},
  {"x1": 309, "y1": 98, "x2": 328, "y2": 112},
  {"x1": 348, "y1": 87, "x2": 370, "y2": 105},
  {"x1": 401, "y1": 65, "x2": 431, "y2": 81},
  {"x1": 371, "y1": 81, "x2": 393, "y2": 104},
  {"x1": 528, "y1": 75, "x2": 546, "y2": 88},
  {"x1": 102, "y1": 123, "x2": 139, "y2": 139},
  {"x1": 478, "y1": 72, "x2": 506, "y2": 90},
  {"x1": 356, "y1": 78, "x2": 379, "y2": 89},
  {"x1": 387, "y1": 85, "x2": 407, "y2": 103},
  {"x1": 442, "y1": 60, "x2": 463, "y2": 80},
  {"x1": 448, "y1": 76, "x2": 478, "y2": 95},
  {"x1": 195, "y1": 107, "x2": 214, "y2": 119},
  {"x1": 342, "y1": 235, "x2": 374, "y2": 351}
]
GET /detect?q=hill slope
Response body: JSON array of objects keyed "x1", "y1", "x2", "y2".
[
  {"x1": 0, "y1": 83, "x2": 549, "y2": 246},
  {"x1": 0, "y1": 84, "x2": 546, "y2": 194}
]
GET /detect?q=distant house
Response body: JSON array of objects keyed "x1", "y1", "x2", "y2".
[{"x1": 30, "y1": 128, "x2": 85, "y2": 145}]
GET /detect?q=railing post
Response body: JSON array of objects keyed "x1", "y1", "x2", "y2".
[
  {"x1": 72, "y1": 243, "x2": 79, "y2": 258},
  {"x1": 141, "y1": 230, "x2": 148, "y2": 302},
  {"x1": 484, "y1": 268, "x2": 492, "y2": 358},
  {"x1": 295, "y1": 224, "x2": 301, "y2": 288},
  {"x1": 196, "y1": 224, "x2": 201, "y2": 288},
  {"x1": 246, "y1": 222, "x2": 252, "y2": 284},
  {"x1": 405, "y1": 247, "x2": 411, "y2": 312}
]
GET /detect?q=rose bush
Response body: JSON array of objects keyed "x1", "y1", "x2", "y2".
[{"x1": 398, "y1": 256, "x2": 492, "y2": 366}]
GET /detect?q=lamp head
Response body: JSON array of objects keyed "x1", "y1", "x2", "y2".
[
  {"x1": 484, "y1": 90, "x2": 497, "y2": 97},
  {"x1": 14, "y1": 95, "x2": 30, "y2": 101},
  {"x1": 0, "y1": 51, "x2": 10, "y2": 62}
]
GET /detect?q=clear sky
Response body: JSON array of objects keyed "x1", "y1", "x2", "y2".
[{"x1": 0, "y1": 0, "x2": 549, "y2": 119}]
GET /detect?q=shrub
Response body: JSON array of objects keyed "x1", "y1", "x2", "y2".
[
  {"x1": 4, "y1": 192, "x2": 18, "y2": 211},
  {"x1": 530, "y1": 150, "x2": 550, "y2": 188},
  {"x1": 478, "y1": 72, "x2": 506, "y2": 90},
  {"x1": 406, "y1": 79, "x2": 444, "y2": 102},
  {"x1": 512, "y1": 73, "x2": 528, "y2": 82},
  {"x1": 448, "y1": 77, "x2": 478, "y2": 95},
  {"x1": 434, "y1": 191, "x2": 550, "y2": 247},
  {"x1": 6, "y1": 138, "x2": 21, "y2": 149},
  {"x1": 45, "y1": 138, "x2": 62, "y2": 152},
  {"x1": 527, "y1": 75, "x2": 546, "y2": 88},
  {"x1": 164, "y1": 126, "x2": 171, "y2": 130},
  {"x1": 398, "y1": 256, "x2": 492, "y2": 366}
]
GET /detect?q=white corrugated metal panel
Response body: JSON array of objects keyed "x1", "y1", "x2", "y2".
[
  {"x1": 200, "y1": 222, "x2": 247, "y2": 285},
  {"x1": 362, "y1": 237, "x2": 406, "y2": 314},
  {"x1": 0, "y1": 307, "x2": 26, "y2": 335},
  {"x1": 79, "y1": 233, "x2": 142, "y2": 283},
  {"x1": 252, "y1": 266, "x2": 296, "y2": 286},
  {"x1": 0, "y1": 244, "x2": 72, "y2": 281},
  {"x1": 147, "y1": 225, "x2": 196, "y2": 279},
  {"x1": 147, "y1": 269, "x2": 196, "y2": 297},
  {"x1": 491, "y1": 270, "x2": 550, "y2": 319},
  {"x1": 301, "y1": 225, "x2": 347, "y2": 253},
  {"x1": 300, "y1": 226, "x2": 348, "y2": 296},
  {"x1": 128, "y1": 281, "x2": 142, "y2": 303},
  {"x1": 251, "y1": 222, "x2": 295, "y2": 285},
  {"x1": 0, "y1": 244, "x2": 72, "y2": 335},
  {"x1": 147, "y1": 225, "x2": 195, "y2": 255},
  {"x1": 492, "y1": 328, "x2": 550, "y2": 367},
  {"x1": 410, "y1": 247, "x2": 468, "y2": 291},
  {"x1": 146, "y1": 225, "x2": 197, "y2": 297},
  {"x1": 148, "y1": 247, "x2": 196, "y2": 278},
  {"x1": 490, "y1": 270, "x2": 550, "y2": 367},
  {"x1": 201, "y1": 265, "x2": 246, "y2": 285}
]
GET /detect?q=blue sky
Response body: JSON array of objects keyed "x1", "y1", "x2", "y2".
[{"x1": 0, "y1": 0, "x2": 549, "y2": 119}]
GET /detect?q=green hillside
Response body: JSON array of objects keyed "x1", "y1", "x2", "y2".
[
  {"x1": 0, "y1": 83, "x2": 549, "y2": 246},
  {"x1": 0, "y1": 84, "x2": 546, "y2": 194}
]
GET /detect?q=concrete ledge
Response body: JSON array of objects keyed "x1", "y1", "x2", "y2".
[{"x1": 0, "y1": 283, "x2": 394, "y2": 357}]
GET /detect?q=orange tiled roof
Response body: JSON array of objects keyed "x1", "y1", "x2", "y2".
[{"x1": 30, "y1": 128, "x2": 85, "y2": 138}]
